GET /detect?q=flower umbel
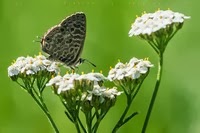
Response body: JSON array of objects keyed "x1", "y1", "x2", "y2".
[
  {"x1": 8, "y1": 54, "x2": 60, "y2": 132},
  {"x1": 108, "y1": 57, "x2": 153, "y2": 88},
  {"x1": 110, "y1": 57, "x2": 153, "y2": 132},
  {"x1": 47, "y1": 72, "x2": 122, "y2": 133},
  {"x1": 8, "y1": 55, "x2": 59, "y2": 81},
  {"x1": 8, "y1": 55, "x2": 59, "y2": 91},
  {"x1": 129, "y1": 9, "x2": 190, "y2": 54},
  {"x1": 128, "y1": 10, "x2": 190, "y2": 133}
]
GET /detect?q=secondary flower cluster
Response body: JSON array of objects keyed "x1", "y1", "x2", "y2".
[
  {"x1": 128, "y1": 9, "x2": 190, "y2": 37},
  {"x1": 47, "y1": 72, "x2": 122, "y2": 112},
  {"x1": 108, "y1": 57, "x2": 153, "y2": 82},
  {"x1": 8, "y1": 55, "x2": 59, "y2": 80},
  {"x1": 128, "y1": 9, "x2": 190, "y2": 54}
]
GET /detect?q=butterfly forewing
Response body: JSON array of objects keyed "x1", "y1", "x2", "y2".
[{"x1": 41, "y1": 12, "x2": 86, "y2": 66}]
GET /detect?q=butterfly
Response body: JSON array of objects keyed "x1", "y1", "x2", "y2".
[{"x1": 40, "y1": 12, "x2": 95, "y2": 69}]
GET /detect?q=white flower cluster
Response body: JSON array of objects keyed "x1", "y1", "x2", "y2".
[
  {"x1": 129, "y1": 10, "x2": 190, "y2": 36},
  {"x1": 47, "y1": 72, "x2": 122, "y2": 100},
  {"x1": 108, "y1": 57, "x2": 153, "y2": 81},
  {"x1": 8, "y1": 55, "x2": 59, "y2": 77},
  {"x1": 86, "y1": 84, "x2": 122, "y2": 101}
]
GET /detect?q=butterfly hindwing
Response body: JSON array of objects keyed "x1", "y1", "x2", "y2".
[{"x1": 41, "y1": 12, "x2": 86, "y2": 66}]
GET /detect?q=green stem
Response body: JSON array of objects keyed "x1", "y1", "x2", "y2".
[
  {"x1": 93, "y1": 110, "x2": 109, "y2": 133},
  {"x1": 112, "y1": 94, "x2": 132, "y2": 133},
  {"x1": 73, "y1": 108, "x2": 81, "y2": 133},
  {"x1": 74, "y1": 119, "x2": 81, "y2": 133},
  {"x1": 30, "y1": 92, "x2": 59, "y2": 133},
  {"x1": 112, "y1": 77, "x2": 147, "y2": 133},
  {"x1": 85, "y1": 111, "x2": 92, "y2": 133},
  {"x1": 141, "y1": 53, "x2": 163, "y2": 133},
  {"x1": 77, "y1": 117, "x2": 87, "y2": 133}
]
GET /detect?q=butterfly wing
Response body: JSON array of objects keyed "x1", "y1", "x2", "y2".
[{"x1": 41, "y1": 12, "x2": 86, "y2": 66}]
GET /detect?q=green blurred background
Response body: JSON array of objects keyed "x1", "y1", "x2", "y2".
[{"x1": 1, "y1": 0, "x2": 199, "y2": 133}]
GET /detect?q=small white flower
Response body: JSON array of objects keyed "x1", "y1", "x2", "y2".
[
  {"x1": 173, "y1": 12, "x2": 190, "y2": 23},
  {"x1": 57, "y1": 79, "x2": 74, "y2": 94},
  {"x1": 125, "y1": 67, "x2": 141, "y2": 79},
  {"x1": 21, "y1": 64, "x2": 35, "y2": 75},
  {"x1": 102, "y1": 87, "x2": 122, "y2": 99},
  {"x1": 8, "y1": 65, "x2": 19, "y2": 77},
  {"x1": 87, "y1": 73, "x2": 107, "y2": 81},
  {"x1": 115, "y1": 69, "x2": 126, "y2": 80},
  {"x1": 57, "y1": 74, "x2": 80, "y2": 94},
  {"x1": 46, "y1": 75, "x2": 63, "y2": 86},
  {"x1": 32, "y1": 60, "x2": 43, "y2": 71},
  {"x1": 35, "y1": 55, "x2": 46, "y2": 60},
  {"x1": 76, "y1": 72, "x2": 106, "y2": 82},
  {"x1": 142, "y1": 19, "x2": 154, "y2": 35},
  {"x1": 42, "y1": 59, "x2": 52, "y2": 66},
  {"x1": 25, "y1": 56, "x2": 34, "y2": 64},
  {"x1": 47, "y1": 62, "x2": 60, "y2": 73},
  {"x1": 128, "y1": 57, "x2": 140, "y2": 67},
  {"x1": 26, "y1": 69, "x2": 35, "y2": 75},
  {"x1": 107, "y1": 68, "x2": 117, "y2": 81},
  {"x1": 76, "y1": 74, "x2": 90, "y2": 81},
  {"x1": 63, "y1": 73, "x2": 76, "y2": 80},
  {"x1": 115, "y1": 62, "x2": 126, "y2": 69},
  {"x1": 86, "y1": 84, "x2": 108, "y2": 103},
  {"x1": 88, "y1": 84, "x2": 106, "y2": 96},
  {"x1": 15, "y1": 56, "x2": 26, "y2": 62},
  {"x1": 137, "y1": 60, "x2": 154, "y2": 74}
]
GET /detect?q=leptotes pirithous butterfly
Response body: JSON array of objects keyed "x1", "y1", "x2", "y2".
[{"x1": 40, "y1": 12, "x2": 95, "y2": 69}]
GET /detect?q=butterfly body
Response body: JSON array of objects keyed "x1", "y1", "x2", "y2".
[{"x1": 41, "y1": 12, "x2": 86, "y2": 67}]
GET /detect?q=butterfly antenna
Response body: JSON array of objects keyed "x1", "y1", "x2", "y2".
[{"x1": 82, "y1": 59, "x2": 96, "y2": 67}]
